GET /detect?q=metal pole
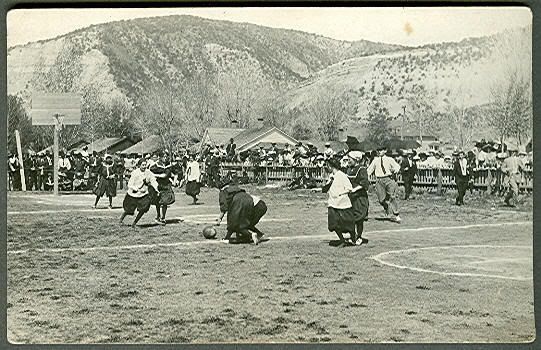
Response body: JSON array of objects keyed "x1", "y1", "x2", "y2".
[{"x1": 15, "y1": 130, "x2": 26, "y2": 191}]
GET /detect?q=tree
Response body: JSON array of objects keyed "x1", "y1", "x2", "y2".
[
  {"x1": 214, "y1": 61, "x2": 268, "y2": 128},
  {"x1": 7, "y1": 94, "x2": 32, "y2": 153},
  {"x1": 134, "y1": 84, "x2": 185, "y2": 153},
  {"x1": 364, "y1": 98, "x2": 392, "y2": 148},
  {"x1": 488, "y1": 70, "x2": 532, "y2": 145},
  {"x1": 405, "y1": 85, "x2": 442, "y2": 141},
  {"x1": 180, "y1": 73, "x2": 217, "y2": 140},
  {"x1": 311, "y1": 91, "x2": 355, "y2": 141}
]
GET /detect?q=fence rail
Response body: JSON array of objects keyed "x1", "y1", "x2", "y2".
[{"x1": 219, "y1": 164, "x2": 533, "y2": 193}]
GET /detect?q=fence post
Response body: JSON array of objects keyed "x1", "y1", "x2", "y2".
[
  {"x1": 436, "y1": 169, "x2": 442, "y2": 195},
  {"x1": 265, "y1": 166, "x2": 269, "y2": 184},
  {"x1": 487, "y1": 169, "x2": 492, "y2": 194}
]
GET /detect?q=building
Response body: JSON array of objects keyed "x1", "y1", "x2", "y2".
[
  {"x1": 121, "y1": 135, "x2": 164, "y2": 155},
  {"x1": 75, "y1": 137, "x2": 138, "y2": 154},
  {"x1": 199, "y1": 122, "x2": 298, "y2": 153}
]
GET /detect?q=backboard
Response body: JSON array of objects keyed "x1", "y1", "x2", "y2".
[{"x1": 31, "y1": 93, "x2": 82, "y2": 126}]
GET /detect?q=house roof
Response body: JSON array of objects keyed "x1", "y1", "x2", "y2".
[
  {"x1": 121, "y1": 135, "x2": 163, "y2": 154},
  {"x1": 204, "y1": 128, "x2": 246, "y2": 146},
  {"x1": 233, "y1": 126, "x2": 275, "y2": 148},
  {"x1": 76, "y1": 137, "x2": 128, "y2": 153},
  {"x1": 38, "y1": 139, "x2": 88, "y2": 155}
]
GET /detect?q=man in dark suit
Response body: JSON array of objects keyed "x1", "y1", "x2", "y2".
[
  {"x1": 453, "y1": 151, "x2": 469, "y2": 205},
  {"x1": 400, "y1": 150, "x2": 417, "y2": 200}
]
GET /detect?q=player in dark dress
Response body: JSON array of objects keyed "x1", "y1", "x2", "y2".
[
  {"x1": 93, "y1": 154, "x2": 117, "y2": 209},
  {"x1": 215, "y1": 177, "x2": 267, "y2": 245},
  {"x1": 150, "y1": 153, "x2": 176, "y2": 225},
  {"x1": 346, "y1": 151, "x2": 370, "y2": 246}
]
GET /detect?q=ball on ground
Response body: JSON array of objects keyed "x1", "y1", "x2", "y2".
[{"x1": 202, "y1": 226, "x2": 217, "y2": 239}]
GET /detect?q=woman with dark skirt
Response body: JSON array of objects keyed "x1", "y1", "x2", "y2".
[
  {"x1": 150, "y1": 153, "x2": 176, "y2": 225},
  {"x1": 185, "y1": 154, "x2": 201, "y2": 204},
  {"x1": 215, "y1": 177, "x2": 267, "y2": 245},
  {"x1": 322, "y1": 157, "x2": 355, "y2": 247},
  {"x1": 346, "y1": 151, "x2": 370, "y2": 246},
  {"x1": 93, "y1": 154, "x2": 117, "y2": 209},
  {"x1": 119, "y1": 159, "x2": 159, "y2": 228}
]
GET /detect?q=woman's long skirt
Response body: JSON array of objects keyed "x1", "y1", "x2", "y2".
[
  {"x1": 123, "y1": 193, "x2": 152, "y2": 215},
  {"x1": 93, "y1": 177, "x2": 117, "y2": 197},
  {"x1": 185, "y1": 180, "x2": 201, "y2": 197},
  {"x1": 327, "y1": 207, "x2": 355, "y2": 234}
]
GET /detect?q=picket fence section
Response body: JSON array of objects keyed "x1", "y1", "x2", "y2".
[{"x1": 219, "y1": 163, "x2": 533, "y2": 192}]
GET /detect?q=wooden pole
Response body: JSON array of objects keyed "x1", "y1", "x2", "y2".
[
  {"x1": 15, "y1": 130, "x2": 26, "y2": 191},
  {"x1": 53, "y1": 114, "x2": 60, "y2": 196},
  {"x1": 436, "y1": 168, "x2": 442, "y2": 195}
]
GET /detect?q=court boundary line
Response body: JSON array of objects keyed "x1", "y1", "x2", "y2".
[
  {"x1": 7, "y1": 221, "x2": 531, "y2": 255},
  {"x1": 369, "y1": 245, "x2": 533, "y2": 281}
]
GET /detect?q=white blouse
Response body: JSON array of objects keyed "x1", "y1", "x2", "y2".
[
  {"x1": 127, "y1": 168, "x2": 158, "y2": 198},
  {"x1": 186, "y1": 161, "x2": 201, "y2": 182},
  {"x1": 327, "y1": 170, "x2": 353, "y2": 209}
]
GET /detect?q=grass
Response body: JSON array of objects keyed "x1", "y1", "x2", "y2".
[{"x1": 6, "y1": 186, "x2": 534, "y2": 343}]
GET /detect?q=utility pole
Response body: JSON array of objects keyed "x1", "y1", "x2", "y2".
[{"x1": 401, "y1": 105, "x2": 406, "y2": 141}]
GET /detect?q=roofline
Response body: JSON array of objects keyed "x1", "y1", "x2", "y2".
[{"x1": 238, "y1": 127, "x2": 298, "y2": 152}]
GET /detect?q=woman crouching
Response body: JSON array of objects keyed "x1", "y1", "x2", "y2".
[
  {"x1": 215, "y1": 177, "x2": 267, "y2": 245},
  {"x1": 322, "y1": 157, "x2": 355, "y2": 247},
  {"x1": 119, "y1": 159, "x2": 159, "y2": 228}
]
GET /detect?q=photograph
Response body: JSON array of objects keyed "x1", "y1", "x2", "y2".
[{"x1": 5, "y1": 6, "x2": 534, "y2": 344}]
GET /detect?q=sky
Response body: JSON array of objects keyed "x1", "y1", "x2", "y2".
[{"x1": 7, "y1": 7, "x2": 532, "y2": 48}]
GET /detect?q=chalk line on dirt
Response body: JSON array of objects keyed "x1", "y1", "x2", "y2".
[
  {"x1": 369, "y1": 245, "x2": 533, "y2": 281},
  {"x1": 7, "y1": 221, "x2": 531, "y2": 255}
]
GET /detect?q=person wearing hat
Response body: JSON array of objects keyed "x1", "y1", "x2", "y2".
[
  {"x1": 453, "y1": 151, "x2": 469, "y2": 206},
  {"x1": 501, "y1": 149, "x2": 525, "y2": 207},
  {"x1": 226, "y1": 138, "x2": 237, "y2": 161},
  {"x1": 400, "y1": 150, "x2": 417, "y2": 200},
  {"x1": 367, "y1": 147, "x2": 402, "y2": 223},
  {"x1": 36, "y1": 153, "x2": 48, "y2": 191},
  {"x1": 322, "y1": 157, "x2": 356, "y2": 247},
  {"x1": 93, "y1": 154, "x2": 117, "y2": 209},
  {"x1": 185, "y1": 153, "x2": 202, "y2": 204},
  {"x1": 216, "y1": 176, "x2": 267, "y2": 245},
  {"x1": 346, "y1": 151, "x2": 370, "y2": 245},
  {"x1": 89, "y1": 151, "x2": 102, "y2": 189},
  {"x1": 324, "y1": 142, "x2": 335, "y2": 160}
]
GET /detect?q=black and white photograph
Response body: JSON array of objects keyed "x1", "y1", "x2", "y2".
[{"x1": 5, "y1": 6, "x2": 534, "y2": 344}]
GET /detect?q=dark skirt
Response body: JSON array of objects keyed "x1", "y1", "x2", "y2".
[
  {"x1": 227, "y1": 193, "x2": 267, "y2": 232},
  {"x1": 328, "y1": 207, "x2": 355, "y2": 234},
  {"x1": 155, "y1": 183, "x2": 175, "y2": 206},
  {"x1": 123, "y1": 193, "x2": 152, "y2": 215},
  {"x1": 186, "y1": 181, "x2": 201, "y2": 197},
  {"x1": 93, "y1": 177, "x2": 117, "y2": 198},
  {"x1": 350, "y1": 195, "x2": 369, "y2": 223}
]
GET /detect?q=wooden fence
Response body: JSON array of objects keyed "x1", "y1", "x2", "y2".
[{"x1": 219, "y1": 163, "x2": 533, "y2": 193}]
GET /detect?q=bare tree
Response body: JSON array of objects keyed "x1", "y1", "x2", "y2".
[
  {"x1": 180, "y1": 73, "x2": 217, "y2": 140},
  {"x1": 215, "y1": 61, "x2": 267, "y2": 128},
  {"x1": 311, "y1": 91, "x2": 355, "y2": 141},
  {"x1": 405, "y1": 85, "x2": 442, "y2": 141},
  {"x1": 134, "y1": 84, "x2": 185, "y2": 153},
  {"x1": 489, "y1": 69, "x2": 532, "y2": 145}
]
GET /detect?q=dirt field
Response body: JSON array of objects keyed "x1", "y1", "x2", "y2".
[{"x1": 6, "y1": 186, "x2": 535, "y2": 343}]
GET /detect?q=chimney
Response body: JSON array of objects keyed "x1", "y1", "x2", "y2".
[
  {"x1": 338, "y1": 127, "x2": 346, "y2": 142},
  {"x1": 256, "y1": 117, "x2": 264, "y2": 129},
  {"x1": 230, "y1": 120, "x2": 238, "y2": 129}
]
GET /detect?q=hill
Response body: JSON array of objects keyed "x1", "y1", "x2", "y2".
[
  {"x1": 8, "y1": 15, "x2": 404, "y2": 102},
  {"x1": 282, "y1": 25, "x2": 532, "y2": 144}
]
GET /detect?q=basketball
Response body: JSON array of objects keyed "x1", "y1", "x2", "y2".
[{"x1": 202, "y1": 226, "x2": 217, "y2": 239}]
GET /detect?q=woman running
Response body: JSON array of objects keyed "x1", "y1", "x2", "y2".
[
  {"x1": 322, "y1": 157, "x2": 355, "y2": 247},
  {"x1": 346, "y1": 151, "x2": 370, "y2": 246},
  {"x1": 93, "y1": 154, "x2": 117, "y2": 209},
  {"x1": 150, "y1": 153, "x2": 175, "y2": 225},
  {"x1": 215, "y1": 177, "x2": 267, "y2": 245},
  {"x1": 119, "y1": 158, "x2": 159, "y2": 228},
  {"x1": 185, "y1": 154, "x2": 201, "y2": 204}
]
